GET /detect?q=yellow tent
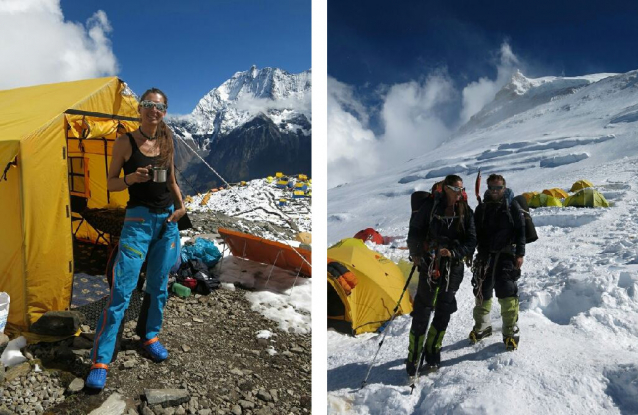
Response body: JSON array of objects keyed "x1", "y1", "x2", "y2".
[
  {"x1": 522, "y1": 191, "x2": 539, "y2": 203},
  {"x1": 327, "y1": 238, "x2": 413, "y2": 335},
  {"x1": 570, "y1": 179, "x2": 594, "y2": 192},
  {"x1": 542, "y1": 188, "x2": 569, "y2": 199},
  {"x1": 528, "y1": 193, "x2": 563, "y2": 208},
  {"x1": 564, "y1": 188, "x2": 610, "y2": 208},
  {"x1": 0, "y1": 77, "x2": 139, "y2": 337},
  {"x1": 295, "y1": 232, "x2": 312, "y2": 245}
]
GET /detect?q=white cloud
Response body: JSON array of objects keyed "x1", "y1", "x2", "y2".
[
  {"x1": 328, "y1": 72, "x2": 457, "y2": 187},
  {"x1": 0, "y1": 0, "x2": 118, "y2": 90},
  {"x1": 460, "y1": 41, "x2": 520, "y2": 123},
  {"x1": 329, "y1": 42, "x2": 526, "y2": 186},
  {"x1": 327, "y1": 76, "x2": 379, "y2": 188},
  {"x1": 234, "y1": 94, "x2": 312, "y2": 119},
  {"x1": 378, "y1": 72, "x2": 455, "y2": 165}
]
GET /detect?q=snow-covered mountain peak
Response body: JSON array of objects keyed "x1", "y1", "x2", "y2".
[
  {"x1": 184, "y1": 66, "x2": 311, "y2": 138},
  {"x1": 460, "y1": 70, "x2": 618, "y2": 135}
]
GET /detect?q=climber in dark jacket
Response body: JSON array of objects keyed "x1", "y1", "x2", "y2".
[
  {"x1": 406, "y1": 174, "x2": 477, "y2": 375},
  {"x1": 469, "y1": 173, "x2": 525, "y2": 351}
]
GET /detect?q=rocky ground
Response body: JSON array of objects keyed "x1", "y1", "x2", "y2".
[{"x1": 0, "y1": 211, "x2": 312, "y2": 415}]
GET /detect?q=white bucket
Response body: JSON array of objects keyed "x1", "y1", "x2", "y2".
[{"x1": 0, "y1": 292, "x2": 9, "y2": 333}]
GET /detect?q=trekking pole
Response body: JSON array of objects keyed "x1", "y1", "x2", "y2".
[
  {"x1": 409, "y1": 299, "x2": 436, "y2": 395},
  {"x1": 409, "y1": 255, "x2": 449, "y2": 394},
  {"x1": 475, "y1": 167, "x2": 482, "y2": 205},
  {"x1": 360, "y1": 264, "x2": 417, "y2": 389}
]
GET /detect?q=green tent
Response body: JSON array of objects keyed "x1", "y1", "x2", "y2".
[
  {"x1": 564, "y1": 188, "x2": 609, "y2": 208},
  {"x1": 528, "y1": 193, "x2": 563, "y2": 208},
  {"x1": 570, "y1": 179, "x2": 594, "y2": 192}
]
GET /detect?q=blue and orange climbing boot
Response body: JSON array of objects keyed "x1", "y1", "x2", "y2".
[
  {"x1": 85, "y1": 363, "x2": 108, "y2": 389},
  {"x1": 143, "y1": 337, "x2": 169, "y2": 362}
]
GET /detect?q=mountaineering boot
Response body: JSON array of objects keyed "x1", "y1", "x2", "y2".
[
  {"x1": 85, "y1": 364, "x2": 108, "y2": 389},
  {"x1": 504, "y1": 326, "x2": 520, "y2": 351},
  {"x1": 406, "y1": 330, "x2": 425, "y2": 376},
  {"x1": 143, "y1": 337, "x2": 169, "y2": 362},
  {"x1": 470, "y1": 297, "x2": 493, "y2": 343},
  {"x1": 423, "y1": 325, "x2": 445, "y2": 370},
  {"x1": 499, "y1": 296, "x2": 520, "y2": 351},
  {"x1": 469, "y1": 326, "x2": 493, "y2": 344}
]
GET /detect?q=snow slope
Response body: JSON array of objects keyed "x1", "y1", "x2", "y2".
[
  {"x1": 185, "y1": 176, "x2": 311, "y2": 240},
  {"x1": 327, "y1": 70, "x2": 638, "y2": 414}
]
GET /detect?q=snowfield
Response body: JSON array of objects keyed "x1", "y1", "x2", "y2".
[
  {"x1": 186, "y1": 177, "x2": 312, "y2": 239},
  {"x1": 327, "y1": 70, "x2": 638, "y2": 414}
]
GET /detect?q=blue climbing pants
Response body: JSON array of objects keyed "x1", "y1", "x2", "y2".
[{"x1": 91, "y1": 206, "x2": 180, "y2": 364}]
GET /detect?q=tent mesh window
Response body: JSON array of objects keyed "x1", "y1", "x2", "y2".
[{"x1": 68, "y1": 156, "x2": 90, "y2": 198}]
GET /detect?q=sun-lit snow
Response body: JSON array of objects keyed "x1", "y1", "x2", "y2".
[
  {"x1": 185, "y1": 176, "x2": 312, "y2": 336},
  {"x1": 327, "y1": 70, "x2": 638, "y2": 414}
]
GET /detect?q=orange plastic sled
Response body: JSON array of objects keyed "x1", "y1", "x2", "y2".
[{"x1": 218, "y1": 228, "x2": 312, "y2": 277}]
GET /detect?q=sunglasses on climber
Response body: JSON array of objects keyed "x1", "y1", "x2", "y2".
[
  {"x1": 446, "y1": 185, "x2": 465, "y2": 193},
  {"x1": 488, "y1": 185, "x2": 505, "y2": 191},
  {"x1": 140, "y1": 100, "x2": 168, "y2": 112}
]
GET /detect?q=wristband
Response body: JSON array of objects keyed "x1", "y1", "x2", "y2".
[{"x1": 123, "y1": 175, "x2": 130, "y2": 187}]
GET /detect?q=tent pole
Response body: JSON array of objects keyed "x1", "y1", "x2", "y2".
[
  {"x1": 289, "y1": 266, "x2": 302, "y2": 297},
  {"x1": 103, "y1": 138, "x2": 110, "y2": 204},
  {"x1": 265, "y1": 249, "x2": 282, "y2": 289},
  {"x1": 218, "y1": 241, "x2": 227, "y2": 271}
]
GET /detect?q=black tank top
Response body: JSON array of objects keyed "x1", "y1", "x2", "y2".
[{"x1": 122, "y1": 133, "x2": 172, "y2": 209}]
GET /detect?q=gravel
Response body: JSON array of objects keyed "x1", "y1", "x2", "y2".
[{"x1": 0, "y1": 212, "x2": 311, "y2": 414}]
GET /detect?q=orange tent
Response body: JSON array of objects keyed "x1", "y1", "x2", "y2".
[
  {"x1": 218, "y1": 228, "x2": 311, "y2": 277},
  {"x1": 542, "y1": 188, "x2": 568, "y2": 199}
]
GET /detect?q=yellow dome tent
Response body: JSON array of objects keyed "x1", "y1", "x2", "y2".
[
  {"x1": 522, "y1": 191, "x2": 539, "y2": 203},
  {"x1": 327, "y1": 238, "x2": 413, "y2": 335},
  {"x1": 542, "y1": 188, "x2": 569, "y2": 199},
  {"x1": 564, "y1": 188, "x2": 610, "y2": 208},
  {"x1": 0, "y1": 77, "x2": 140, "y2": 338},
  {"x1": 528, "y1": 193, "x2": 563, "y2": 208},
  {"x1": 570, "y1": 179, "x2": 594, "y2": 192}
]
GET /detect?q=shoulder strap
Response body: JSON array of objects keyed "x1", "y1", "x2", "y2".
[{"x1": 126, "y1": 132, "x2": 139, "y2": 153}]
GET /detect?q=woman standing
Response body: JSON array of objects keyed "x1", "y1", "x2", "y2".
[
  {"x1": 405, "y1": 174, "x2": 476, "y2": 375},
  {"x1": 86, "y1": 88, "x2": 185, "y2": 389}
]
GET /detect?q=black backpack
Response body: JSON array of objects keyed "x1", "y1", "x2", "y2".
[{"x1": 512, "y1": 195, "x2": 538, "y2": 244}]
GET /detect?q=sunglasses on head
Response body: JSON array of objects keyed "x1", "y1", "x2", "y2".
[
  {"x1": 140, "y1": 100, "x2": 167, "y2": 112},
  {"x1": 488, "y1": 185, "x2": 505, "y2": 191},
  {"x1": 446, "y1": 185, "x2": 465, "y2": 193}
]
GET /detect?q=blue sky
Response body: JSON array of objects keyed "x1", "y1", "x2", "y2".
[
  {"x1": 9, "y1": 0, "x2": 311, "y2": 115},
  {"x1": 327, "y1": 0, "x2": 638, "y2": 186},
  {"x1": 330, "y1": 0, "x2": 638, "y2": 87},
  {"x1": 329, "y1": 0, "x2": 638, "y2": 130}
]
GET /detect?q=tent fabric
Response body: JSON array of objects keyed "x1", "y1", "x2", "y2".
[
  {"x1": 570, "y1": 179, "x2": 594, "y2": 192},
  {"x1": 564, "y1": 188, "x2": 610, "y2": 208},
  {"x1": 542, "y1": 188, "x2": 569, "y2": 199},
  {"x1": 353, "y1": 228, "x2": 384, "y2": 245},
  {"x1": 327, "y1": 238, "x2": 413, "y2": 335},
  {"x1": 528, "y1": 193, "x2": 563, "y2": 208},
  {"x1": 218, "y1": 228, "x2": 312, "y2": 277},
  {"x1": 0, "y1": 77, "x2": 140, "y2": 337},
  {"x1": 522, "y1": 191, "x2": 539, "y2": 202},
  {"x1": 295, "y1": 232, "x2": 312, "y2": 244}
]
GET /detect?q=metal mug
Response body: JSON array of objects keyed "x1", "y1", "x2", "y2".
[{"x1": 152, "y1": 167, "x2": 167, "y2": 183}]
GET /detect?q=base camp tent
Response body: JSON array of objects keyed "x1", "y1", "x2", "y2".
[
  {"x1": 542, "y1": 188, "x2": 569, "y2": 199},
  {"x1": 522, "y1": 191, "x2": 539, "y2": 203},
  {"x1": 564, "y1": 188, "x2": 610, "y2": 208},
  {"x1": 0, "y1": 77, "x2": 140, "y2": 337},
  {"x1": 570, "y1": 179, "x2": 594, "y2": 192},
  {"x1": 353, "y1": 228, "x2": 384, "y2": 245},
  {"x1": 528, "y1": 193, "x2": 563, "y2": 208},
  {"x1": 327, "y1": 238, "x2": 413, "y2": 335}
]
